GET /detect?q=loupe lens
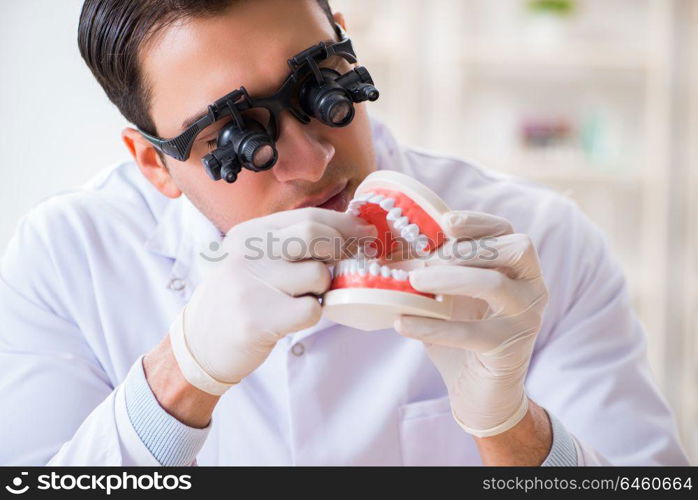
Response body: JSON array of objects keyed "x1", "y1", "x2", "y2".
[
  {"x1": 317, "y1": 91, "x2": 354, "y2": 127},
  {"x1": 204, "y1": 112, "x2": 277, "y2": 182},
  {"x1": 223, "y1": 118, "x2": 276, "y2": 171},
  {"x1": 328, "y1": 100, "x2": 353, "y2": 125},
  {"x1": 300, "y1": 71, "x2": 356, "y2": 128},
  {"x1": 252, "y1": 144, "x2": 276, "y2": 169}
]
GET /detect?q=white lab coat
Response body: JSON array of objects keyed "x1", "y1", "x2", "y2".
[{"x1": 0, "y1": 119, "x2": 688, "y2": 466}]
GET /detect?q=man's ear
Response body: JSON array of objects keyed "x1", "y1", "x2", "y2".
[
  {"x1": 333, "y1": 11, "x2": 346, "y2": 32},
  {"x1": 122, "y1": 127, "x2": 181, "y2": 199}
]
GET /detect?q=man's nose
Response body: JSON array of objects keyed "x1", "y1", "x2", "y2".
[{"x1": 271, "y1": 117, "x2": 335, "y2": 183}]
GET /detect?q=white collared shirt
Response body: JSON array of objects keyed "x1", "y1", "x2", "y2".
[{"x1": 0, "y1": 120, "x2": 688, "y2": 465}]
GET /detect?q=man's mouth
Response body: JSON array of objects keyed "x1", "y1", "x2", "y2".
[{"x1": 296, "y1": 181, "x2": 351, "y2": 212}]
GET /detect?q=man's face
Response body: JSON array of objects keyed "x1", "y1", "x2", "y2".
[{"x1": 140, "y1": 0, "x2": 376, "y2": 233}]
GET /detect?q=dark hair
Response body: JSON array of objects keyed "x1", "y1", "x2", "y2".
[{"x1": 78, "y1": 0, "x2": 334, "y2": 136}]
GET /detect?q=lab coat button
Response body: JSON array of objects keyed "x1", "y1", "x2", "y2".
[
  {"x1": 291, "y1": 342, "x2": 305, "y2": 357},
  {"x1": 168, "y1": 278, "x2": 186, "y2": 291}
]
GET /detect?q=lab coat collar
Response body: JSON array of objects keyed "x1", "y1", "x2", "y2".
[{"x1": 144, "y1": 193, "x2": 222, "y2": 301}]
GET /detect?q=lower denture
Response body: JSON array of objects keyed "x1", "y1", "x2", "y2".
[{"x1": 331, "y1": 273, "x2": 435, "y2": 298}]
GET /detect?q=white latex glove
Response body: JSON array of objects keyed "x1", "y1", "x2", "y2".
[
  {"x1": 394, "y1": 211, "x2": 549, "y2": 437},
  {"x1": 170, "y1": 207, "x2": 376, "y2": 395}
]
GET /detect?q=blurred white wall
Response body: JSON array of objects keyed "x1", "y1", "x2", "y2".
[{"x1": 0, "y1": 0, "x2": 129, "y2": 251}]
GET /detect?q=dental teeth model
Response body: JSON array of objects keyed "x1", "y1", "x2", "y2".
[{"x1": 322, "y1": 170, "x2": 453, "y2": 331}]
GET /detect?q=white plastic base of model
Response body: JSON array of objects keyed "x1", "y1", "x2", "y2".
[{"x1": 323, "y1": 288, "x2": 453, "y2": 331}]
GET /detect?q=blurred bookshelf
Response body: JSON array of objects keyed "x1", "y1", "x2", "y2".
[{"x1": 332, "y1": 0, "x2": 696, "y2": 461}]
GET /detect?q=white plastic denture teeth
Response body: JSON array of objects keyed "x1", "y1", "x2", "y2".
[
  {"x1": 336, "y1": 260, "x2": 414, "y2": 282},
  {"x1": 401, "y1": 223, "x2": 419, "y2": 237},
  {"x1": 390, "y1": 269, "x2": 409, "y2": 281},
  {"x1": 386, "y1": 207, "x2": 402, "y2": 221},
  {"x1": 358, "y1": 192, "x2": 374, "y2": 202},
  {"x1": 357, "y1": 261, "x2": 368, "y2": 276},
  {"x1": 403, "y1": 232, "x2": 417, "y2": 243},
  {"x1": 379, "y1": 198, "x2": 395, "y2": 210},
  {"x1": 394, "y1": 216, "x2": 409, "y2": 230},
  {"x1": 347, "y1": 199, "x2": 364, "y2": 216},
  {"x1": 350, "y1": 191, "x2": 436, "y2": 253}
]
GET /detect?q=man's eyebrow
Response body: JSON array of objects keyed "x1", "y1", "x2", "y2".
[
  {"x1": 178, "y1": 38, "x2": 339, "y2": 134},
  {"x1": 181, "y1": 109, "x2": 209, "y2": 133}
]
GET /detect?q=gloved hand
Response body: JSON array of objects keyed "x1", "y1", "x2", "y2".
[
  {"x1": 170, "y1": 207, "x2": 376, "y2": 396},
  {"x1": 394, "y1": 211, "x2": 549, "y2": 437}
]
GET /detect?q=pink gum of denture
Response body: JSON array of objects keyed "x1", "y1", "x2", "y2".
[{"x1": 355, "y1": 188, "x2": 446, "y2": 259}]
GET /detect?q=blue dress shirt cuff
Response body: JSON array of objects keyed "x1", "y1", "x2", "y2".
[
  {"x1": 540, "y1": 410, "x2": 578, "y2": 466},
  {"x1": 123, "y1": 355, "x2": 211, "y2": 466}
]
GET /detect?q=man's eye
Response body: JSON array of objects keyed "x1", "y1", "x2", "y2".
[
  {"x1": 323, "y1": 56, "x2": 351, "y2": 73},
  {"x1": 206, "y1": 138, "x2": 217, "y2": 150}
]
